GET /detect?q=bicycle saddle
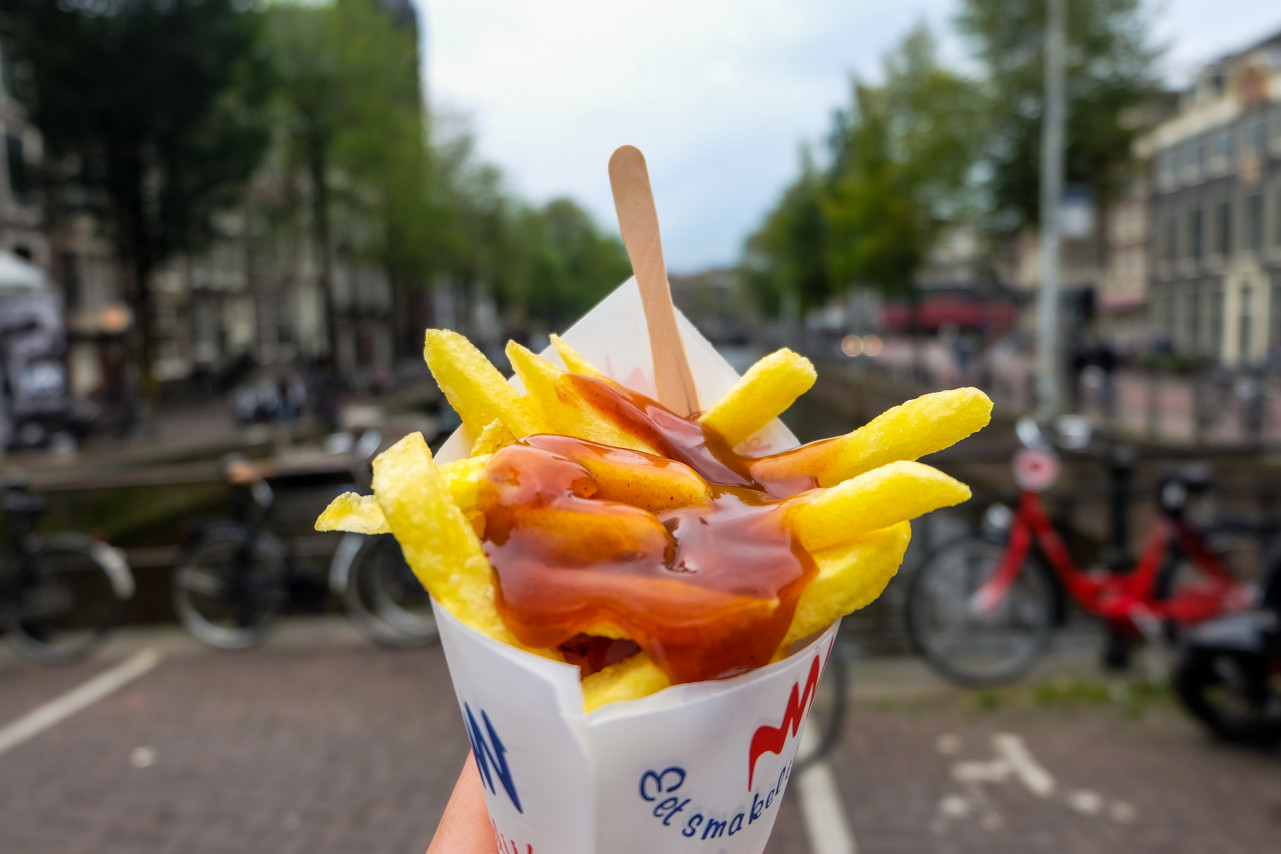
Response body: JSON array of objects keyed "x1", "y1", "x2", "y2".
[
  {"x1": 1157, "y1": 464, "x2": 1213, "y2": 492},
  {"x1": 2, "y1": 487, "x2": 45, "y2": 517},
  {"x1": 1156, "y1": 464, "x2": 1212, "y2": 516}
]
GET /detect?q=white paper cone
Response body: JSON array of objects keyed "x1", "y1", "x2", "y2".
[
  {"x1": 435, "y1": 604, "x2": 838, "y2": 853},
  {"x1": 433, "y1": 278, "x2": 835, "y2": 853}
]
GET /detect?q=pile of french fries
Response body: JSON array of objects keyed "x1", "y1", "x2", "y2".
[{"x1": 318, "y1": 331, "x2": 991, "y2": 710}]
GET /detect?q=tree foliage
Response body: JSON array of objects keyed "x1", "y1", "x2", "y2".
[
  {"x1": 957, "y1": 0, "x2": 1161, "y2": 234},
  {"x1": 742, "y1": 153, "x2": 830, "y2": 314},
  {"x1": 4, "y1": 0, "x2": 640, "y2": 364},
  {"x1": 746, "y1": 3, "x2": 1161, "y2": 314},
  {"x1": 1, "y1": 0, "x2": 271, "y2": 394},
  {"x1": 828, "y1": 28, "x2": 983, "y2": 298},
  {"x1": 264, "y1": 0, "x2": 431, "y2": 355},
  {"x1": 428, "y1": 122, "x2": 631, "y2": 332},
  {"x1": 746, "y1": 26, "x2": 982, "y2": 309}
]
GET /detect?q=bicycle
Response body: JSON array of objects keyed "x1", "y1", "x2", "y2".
[
  {"x1": 171, "y1": 433, "x2": 437, "y2": 650},
  {"x1": 0, "y1": 477, "x2": 135, "y2": 665},
  {"x1": 906, "y1": 416, "x2": 1272, "y2": 687}
]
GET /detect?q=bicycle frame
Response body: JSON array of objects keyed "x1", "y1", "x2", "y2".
[{"x1": 977, "y1": 489, "x2": 1247, "y2": 632}]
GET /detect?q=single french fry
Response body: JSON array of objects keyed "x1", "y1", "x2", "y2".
[
  {"x1": 699, "y1": 348, "x2": 816, "y2": 449},
  {"x1": 549, "y1": 334, "x2": 603, "y2": 377},
  {"x1": 442, "y1": 454, "x2": 490, "y2": 514},
  {"x1": 371, "y1": 433, "x2": 524, "y2": 648},
  {"x1": 424, "y1": 329, "x2": 539, "y2": 438},
  {"x1": 523, "y1": 435, "x2": 711, "y2": 514},
  {"x1": 582, "y1": 650, "x2": 672, "y2": 711},
  {"x1": 473, "y1": 419, "x2": 516, "y2": 456},
  {"x1": 506, "y1": 341, "x2": 657, "y2": 453},
  {"x1": 752, "y1": 387, "x2": 992, "y2": 487},
  {"x1": 315, "y1": 493, "x2": 390, "y2": 534},
  {"x1": 315, "y1": 454, "x2": 490, "y2": 535},
  {"x1": 786, "y1": 460, "x2": 970, "y2": 553},
  {"x1": 782, "y1": 523, "x2": 910, "y2": 647}
]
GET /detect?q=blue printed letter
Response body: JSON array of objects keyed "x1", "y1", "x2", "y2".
[{"x1": 465, "y1": 704, "x2": 522, "y2": 814}]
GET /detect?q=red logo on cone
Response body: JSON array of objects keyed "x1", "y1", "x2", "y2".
[{"x1": 747, "y1": 650, "x2": 824, "y2": 789}]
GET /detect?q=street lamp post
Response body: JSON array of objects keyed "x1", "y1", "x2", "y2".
[{"x1": 1037, "y1": 0, "x2": 1067, "y2": 417}]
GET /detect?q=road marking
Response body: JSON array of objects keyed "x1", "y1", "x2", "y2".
[
  {"x1": 992, "y1": 733, "x2": 1055, "y2": 797},
  {"x1": 934, "y1": 732, "x2": 1137, "y2": 833},
  {"x1": 0, "y1": 648, "x2": 162, "y2": 759},
  {"x1": 795, "y1": 727, "x2": 859, "y2": 854}
]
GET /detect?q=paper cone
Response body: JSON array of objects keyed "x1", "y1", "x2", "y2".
[{"x1": 433, "y1": 278, "x2": 835, "y2": 853}]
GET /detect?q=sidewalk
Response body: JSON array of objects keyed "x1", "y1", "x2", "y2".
[{"x1": 2, "y1": 620, "x2": 1276, "y2": 854}]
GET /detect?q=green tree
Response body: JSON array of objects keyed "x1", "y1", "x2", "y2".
[
  {"x1": 265, "y1": 0, "x2": 429, "y2": 359},
  {"x1": 825, "y1": 26, "x2": 983, "y2": 301},
  {"x1": 1, "y1": 0, "x2": 271, "y2": 397},
  {"x1": 957, "y1": 0, "x2": 1161, "y2": 235},
  {"x1": 744, "y1": 27, "x2": 981, "y2": 319},
  {"x1": 428, "y1": 120, "x2": 630, "y2": 334},
  {"x1": 742, "y1": 152, "x2": 833, "y2": 316}
]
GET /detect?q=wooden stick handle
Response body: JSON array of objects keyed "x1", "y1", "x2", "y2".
[{"x1": 608, "y1": 145, "x2": 699, "y2": 416}]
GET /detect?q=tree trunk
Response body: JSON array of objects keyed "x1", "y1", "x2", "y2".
[
  {"x1": 117, "y1": 150, "x2": 157, "y2": 406},
  {"x1": 306, "y1": 128, "x2": 339, "y2": 372}
]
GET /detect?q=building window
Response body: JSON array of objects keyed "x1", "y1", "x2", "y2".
[
  {"x1": 4, "y1": 134, "x2": 28, "y2": 205},
  {"x1": 1165, "y1": 212, "x2": 1178, "y2": 262},
  {"x1": 1241, "y1": 285, "x2": 1253, "y2": 364},
  {"x1": 1275, "y1": 183, "x2": 1281, "y2": 248},
  {"x1": 1209, "y1": 286, "x2": 1224, "y2": 357},
  {"x1": 1157, "y1": 149, "x2": 1175, "y2": 188},
  {"x1": 1271, "y1": 272, "x2": 1281, "y2": 352},
  {"x1": 1189, "y1": 206, "x2": 1204, "y2": 261},
  {"x1": 1246, "y1": 111, "x2": 1268, "y2": 157},
  {"x1": 1214, "y1": 124, "x2": 1237, "y2": 170},
  {"x1": 1217, "y1": 200, "x2": 1233, "y2": 257},
  {"x1": 1246, "y1": 192, "x2": 1264, "y2": 255},
  {"x1": 61, "y1": 251, "x2": 80, "y2": 311},
  {"x1": 1187, "y1": 286, "x2": 1200, "y2": 353}
]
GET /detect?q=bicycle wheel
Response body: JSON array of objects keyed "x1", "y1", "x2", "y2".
[
  {"x1": 906, "y1": 536, "x2": 1055, "y2": 687},
  {"x1": 341, "y1": 534, "x2": 438, "y2": 648},
  {"x1": 5, "y1": 542, "x2": 126, "y2": 666},
  {"x1": 1174, "y1": 646, "x2": 1281, "y2": 747},
  {"x1": 172, "y1": 526, "x2": 287, "y2": 650}
]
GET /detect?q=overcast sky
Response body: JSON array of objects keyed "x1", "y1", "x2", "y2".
[{"x1": 419, "y1": 0, "x2": 1281, "y2": 273}]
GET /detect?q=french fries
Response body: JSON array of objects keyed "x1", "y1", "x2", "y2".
[{"x1": 319, "y1": 330, "x2": 990, "y2": 710}]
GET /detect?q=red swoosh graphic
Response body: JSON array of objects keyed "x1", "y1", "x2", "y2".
[{"x1": 747, "y1": 648, "x2": 826, "y2": 789}]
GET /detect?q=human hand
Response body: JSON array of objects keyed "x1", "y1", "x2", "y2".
[{"x1": 427, "y1": 754, "x2": 493, "y2": 854}]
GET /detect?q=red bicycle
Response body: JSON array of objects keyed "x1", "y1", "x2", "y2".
[{"x1": 906, "y1": 417, "x2": 1270, "y2": 686}]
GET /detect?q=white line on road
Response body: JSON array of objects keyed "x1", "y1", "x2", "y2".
[
  {"x1": 0, "y1": 648, "x2": 163, "y2": 759},
  {"x1": 796, "y1": 727, "x2": 860, "y2": 854},
  {"x1": 992, "y1": 733, "x2": 1056, "y2": 797}
]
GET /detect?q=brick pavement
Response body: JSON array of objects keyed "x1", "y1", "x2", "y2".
[
  {"x1": 0, "y1": 637, "x2": 467, "y2": 854},
  {"x1": 832, "y1": 694, "x2": 1281, "y2": 854},
  {"x1": 2, "y1": 627, "x2": 1280, "y2": 854}
]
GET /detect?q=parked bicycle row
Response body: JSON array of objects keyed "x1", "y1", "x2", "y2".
[{"x1": 0, "y1": 427, "x2": 438, "y2": 668}]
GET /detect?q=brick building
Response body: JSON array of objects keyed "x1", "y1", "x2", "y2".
[{"x1": 1147, "y1": 29, "x2": 1281, "y2": 366}]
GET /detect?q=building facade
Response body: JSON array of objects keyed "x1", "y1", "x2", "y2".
[
  {"x1": 0, "y1": 41, "x2": 48, "y2": 269},
  {"x1": 1147, "y1": 31, "x2": 1281, "y2": 367},
  {"x1": 1, "y1": 16, "x2": 404, "y2": 400}
]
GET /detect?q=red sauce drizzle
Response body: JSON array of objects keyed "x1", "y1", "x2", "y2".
[{"x1": 475, "y1": 374, "x2": 822, "y2": 685}]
